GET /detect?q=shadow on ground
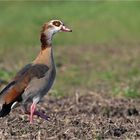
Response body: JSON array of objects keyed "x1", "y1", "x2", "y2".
[{"x1": 0, "y1": 92, "x2": 140, "y2": 139}]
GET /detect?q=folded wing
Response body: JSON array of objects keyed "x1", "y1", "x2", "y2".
[{"x1": 0, "y1": 63, "x2": 49, "y2": 117}]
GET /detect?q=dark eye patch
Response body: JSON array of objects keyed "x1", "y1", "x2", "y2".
[{"x1": 52, "y1": 21, "x2": 61, "y2": 27}]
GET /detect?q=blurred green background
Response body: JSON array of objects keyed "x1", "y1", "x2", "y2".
[{"x1": 0, "y1": 1, "x2": 140, "y2": 98}]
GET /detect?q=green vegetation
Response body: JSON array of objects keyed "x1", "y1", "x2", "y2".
[{"x1": 0, "y1": 1, "x2": 140, "y2": 98}]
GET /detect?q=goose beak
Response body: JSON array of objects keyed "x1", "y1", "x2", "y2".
[{"x1": 61, "y1": 25, "x2": 72, "y2": 32}]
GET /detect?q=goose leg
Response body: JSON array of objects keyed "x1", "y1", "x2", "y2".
[
  {"x1": 30, "y1": 103, "x2": 36, "y2": 124},
  {"x1": 34, "y1": 110, "x2": 49, "y2": 120}
]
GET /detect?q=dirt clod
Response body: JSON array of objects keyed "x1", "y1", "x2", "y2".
[
  {"x1": 127, "y1": 108, "x2": 139, "y2": 116},
  {"x1": 112, "y1": 127, "x2": 127, "y2": 137}
]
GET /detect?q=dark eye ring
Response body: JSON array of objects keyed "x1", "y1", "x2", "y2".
[{"x1": 52, "y1": 21, "x2": 61, "y2": 27}]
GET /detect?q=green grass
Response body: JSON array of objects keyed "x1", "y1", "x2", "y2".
[
  {"x1": 0, "y1": 1, "x2": 140, "y2": 98},
  {"x1": 0, "y1": 1, "x2": 140, "y2": 46}
]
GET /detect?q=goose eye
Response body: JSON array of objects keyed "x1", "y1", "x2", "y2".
[{"x1": 52, "y1": 21, "x2": 61, "y2": 27}]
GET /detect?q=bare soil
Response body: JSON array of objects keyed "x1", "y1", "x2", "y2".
[{"x1": 0, "y1": 92, "x2": 140, "y2": 140}]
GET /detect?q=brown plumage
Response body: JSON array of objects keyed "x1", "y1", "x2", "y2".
[{"x1": 0, "y1": 20, "x2": 72, "y2": 123}]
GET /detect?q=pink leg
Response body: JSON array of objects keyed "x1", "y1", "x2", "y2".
[{"x1": 30, "y1": 103, "x2": 36, "y2": 124}]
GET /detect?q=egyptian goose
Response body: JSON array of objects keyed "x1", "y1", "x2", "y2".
[{"x1": 0, "y1": 20, "x2": 72, "y2": 123}]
